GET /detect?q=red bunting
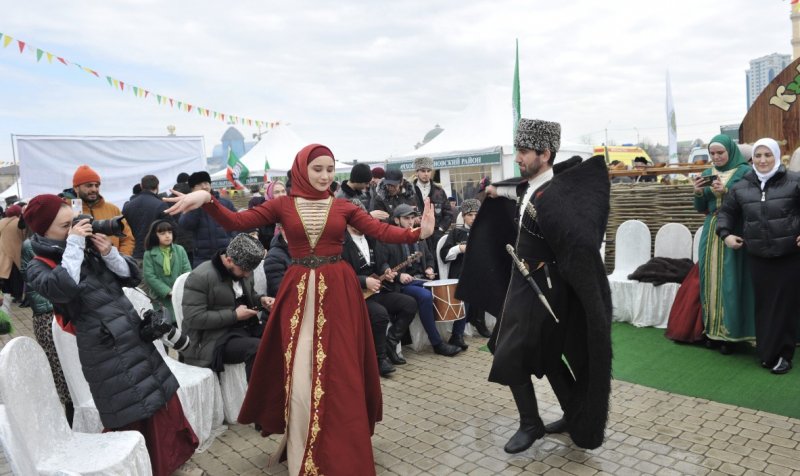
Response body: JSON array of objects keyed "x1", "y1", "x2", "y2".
[{"x1": 17, "y1": 40, "x2": 24, "y2": 53}]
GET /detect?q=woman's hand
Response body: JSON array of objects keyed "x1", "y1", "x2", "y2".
[
  {"x1": 163, "y1": 190, "x2": 212, "y2": 215},
  {"x1": 711, "y1": 178, "x2": 725, "y2": 195},
  {"x1": 89, "y1": 233, "x2": 113, "y2": 256},
  {"x1": 724, "y1": 235, "x2": 744, "y2": 249},
  {"x1": 69, "y1": 218, "x2": 93, "y2": 237},
  {"x1": 692, "y1": 176, "x2": 706, "y2": 194},
  {"x1": 419, "y1": 197, "x2": 435, "y2": 239}
]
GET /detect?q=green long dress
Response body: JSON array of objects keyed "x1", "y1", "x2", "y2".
[{"x1": 694, "y1": 134, "x2": 755, "y2": 341}]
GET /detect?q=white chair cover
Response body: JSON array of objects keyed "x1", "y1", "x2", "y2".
[
  {"x1": 608, "y1": 220, "x2": 651, "y2": 282},
  {"x1": 693, "y1": 225, "x2": 704, "y2": 263},
  {"x1": 50, "y1": 319, "x2": 103, "y2": 433},
  {"x1": 171, "y1": 275, "x2": 247, "y2": 424},
  {"x1": 123, "y1": 288, "x2": 226, "y2": 452},
  {"x1": 0, "y1": 405, "x2": 38, "y2": 476},
  {"x1": 435, "y1": 235, "x2": 450, "y2": 280},
  {"x1": 654, "y1": 223, "x2": 692, "y2": 260},
  {"x1": 253, "y1": 260, "x2": 267, "y2": 296},
  {"x1": 0, "y1": 337, "x2": 151, "y2": 475}
]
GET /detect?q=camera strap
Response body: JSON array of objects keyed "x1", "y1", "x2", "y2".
[{"x1": 33, "y1": 256, "x2": 76, "y2": 335}]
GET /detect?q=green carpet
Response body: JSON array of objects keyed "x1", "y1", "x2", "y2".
[{"x1": 612, "y1": 322, "x2": 800, "y2": 419}]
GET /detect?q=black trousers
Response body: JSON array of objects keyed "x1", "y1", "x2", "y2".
[
  {"x1": 366, "y1": 291, "x2": 418, "y2": 357},
  {"x1": 221, "y1": 336, "x2": 261, "y2": 381},
  {"x1": 749, "y1": 253, "x2": 800, "y2": 365}
]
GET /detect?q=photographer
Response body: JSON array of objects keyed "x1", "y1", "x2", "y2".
[
  {"x1": 23, "y1": 194, "x2": 198, "y2": 476},
  {"x1": 182, "y1": 233, "x2": 274, "y2": 380}
]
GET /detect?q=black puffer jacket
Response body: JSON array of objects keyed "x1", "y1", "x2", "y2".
[
  {"x1": 264, "y1": 233, "x2": 290, "y2": 297},
  {"x1": 717, "y1": 167, "x2": 800, "y2": 258},
  {"x1": 179, "y1": 195, "x2": 237, "y2": 267},
  {"x1": 122, "y1": 190, "x2": 170, "y2": 260},
  {"x1": 25, "y1": 234, "x2": 178, "y2": 429}
]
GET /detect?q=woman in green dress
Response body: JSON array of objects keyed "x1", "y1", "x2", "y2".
[{"x1": 693, "y1": 134, "x2": 756, "y2": 353}]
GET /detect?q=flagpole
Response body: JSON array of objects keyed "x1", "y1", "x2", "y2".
[{"x1": 512, "y1": 38, "x2": 521, "y2": 177}]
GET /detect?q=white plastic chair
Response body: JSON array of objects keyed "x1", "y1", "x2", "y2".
[
  {"x1": 435, "y1": 235, "x2": 450, "y2": 280},
  {"x1": 172, "y1": 274, "x2": 248, "y2": 424},
  {"x1": 50, "y1": 318, "x2": 104, "y2": 433},
  {"x1": 608, "y1": 220, "x2": 651, "y2": 282},
  {"x1": 123, "y1": 287, "x2": 225, "y2": 452},
  {"x1": 693, "y1": 225, "x2": 704, "y2": 263},
  {"x1": 655, "y1": 223, "x2": 693, "y2": 260},
  {"x1": 253, "y1": 259, "x2": 267, "y2": 296},
  {"x1": 0, "y1": 337, "x2": 152, "y2": 475}
]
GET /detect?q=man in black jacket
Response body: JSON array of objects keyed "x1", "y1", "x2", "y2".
[
  {"x1": 376, "y1": 204, "x2": 462, "y2": 357},
  {"x1": 264, "y1": 226, "x2": 290, "y2": 298},
  {"x1": 342, "y1": 203, "x2": 418, "y2": 375},
  {"x1": 371, "y1": 169, "x2": 417, "y2": 217},
  {"x1": 412, "y1": 156, "x2": 453, "y2": 261},
  {"x1": 123, "y1": 174, "x2": 170, "y2": 261}
]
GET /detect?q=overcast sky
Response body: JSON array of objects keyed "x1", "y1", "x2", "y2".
[{"x1": 0, "y1": 0, "x2": 793, "y2": 164}]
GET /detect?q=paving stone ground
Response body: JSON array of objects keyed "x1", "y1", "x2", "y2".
[{"x1": 2, "y1": 303, "x2": 799, "y2": 475}]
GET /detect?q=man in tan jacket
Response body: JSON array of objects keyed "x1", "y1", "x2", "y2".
[{"x1": 71, "y1": 164, "x2": 135, "y2": 256}]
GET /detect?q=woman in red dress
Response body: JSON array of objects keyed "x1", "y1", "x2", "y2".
[{"x1": 167, "y1": 144, "x2": 434, "y2": 475}]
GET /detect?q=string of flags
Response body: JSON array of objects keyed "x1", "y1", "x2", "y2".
[
  {"x1": 0, "y1": 30, "x2": 281, "y2": 129},
  {"x1": 793, "y1": 0, "x2": 800, "y2": 12}
]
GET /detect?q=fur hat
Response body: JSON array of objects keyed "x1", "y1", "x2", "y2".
[
  {"x1": 188, "y1": 171, "x2": 212, "y2": 189},
  {"x1": 392, "y1": 203, "x2": 419, "y2": 218},
  {"x1": 23, "y1": 194, "x2": 66, "y2": 235},
  {"x1": 176, "y1": 172, "x2": 190, "y2": 184},
  {"x1": 225, "y1": 233, "x2": 265, "y2": 272},
  {"x1": 73, "y1": 165, "x2": 101, "y2": 187},
  {"x1": 349, "y1": 163, "x2": 373, "y2": 184},
  {"x1": 414, "y1": 156, "x2": 434, "y2": 170},
  {"x1": 372, "y1": 167, "x2": 385, "y2": 179},
  {"x1": 460, "y1": 198, "x2": 480, "y2": 215},
  {"x1": 514, "y1": 118, "x2": 561, "y2": 152}
]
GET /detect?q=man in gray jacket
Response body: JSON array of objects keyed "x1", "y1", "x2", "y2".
[{"x1": 181, "y1": 234, "x2": 274, "y2": 380}]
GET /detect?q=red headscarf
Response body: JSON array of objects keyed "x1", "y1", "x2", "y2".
[{"x1": 289, "y1": 144, "x2": 335, "y2": 199}]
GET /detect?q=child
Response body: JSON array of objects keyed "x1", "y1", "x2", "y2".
[
  {"x1": 142, "y1": 219, "x2": 191, "y2": 321},
  {"x1": 24, "y1": 195, "x2": 198, "y2": 476}
]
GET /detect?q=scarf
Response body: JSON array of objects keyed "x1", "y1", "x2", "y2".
[
  {"x1": 707, "y1": 134, "x2": 748, "y2": 173},
  {"x1": 752, "y1": 138, "x2": 782, "y2": 190},
  {"x1": 289, "y1": 144, "x2": 335, "y2": 200},
  {"x1": 160, "y1": 245, "x2": 172, "y2": 276},
  {"x1": 264, "y1": 180, "x2": 285, "y2": 200}
]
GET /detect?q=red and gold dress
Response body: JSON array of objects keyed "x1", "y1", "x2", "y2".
[{"x1": 202, "y1": 195, "x2": 421, "y2": 476}]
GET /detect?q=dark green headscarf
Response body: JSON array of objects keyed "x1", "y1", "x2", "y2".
[{"x1": 707, "y1": 134, "x2": 747, "y2": 173}]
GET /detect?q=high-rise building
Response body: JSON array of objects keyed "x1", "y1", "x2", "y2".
[{"x1": 746, "y1": 53, "x2": 791, "y2": 109}]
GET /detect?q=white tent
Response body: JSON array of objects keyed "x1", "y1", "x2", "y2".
[
  {"x1": 0, "y1": 180, "x2": 22, "y2": 202},
  {"x1": 210, "y1": 125, "x2": 307, "y2": 181},
  {"x1": 390, "y1": 86, "x2": 593, "y2": 180}
]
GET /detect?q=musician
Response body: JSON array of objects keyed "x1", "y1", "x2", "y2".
[
  {"x1": 440, "y1": 199, "x2": 491, "y2": 338},
  {"x1": 458, "y1": 118, "x2": 612, "y2": 453},
  {"x1": 376, "y1": 204, "x2": 462, "y2": 357},
  {"x1": 342, "y1": 200, "x2": 418, "y2": 375}
]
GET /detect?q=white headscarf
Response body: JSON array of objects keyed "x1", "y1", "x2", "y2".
[{"x1": 752, "y1": 138, "x2": 782, "y2": 190}]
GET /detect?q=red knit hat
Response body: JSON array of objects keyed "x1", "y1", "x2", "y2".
[
  {"x1": 73, "y1": 165, "x2": 101, "y2": 187},
  {"x1": 372, "y1": 167, "x2": 385, "y2": 179},
  {"x1": 23, "y1": 194, "x2": 67, "y2": 235},
  {"x1": 4, "y1": 204, "x2": 22, "y2": 217}
]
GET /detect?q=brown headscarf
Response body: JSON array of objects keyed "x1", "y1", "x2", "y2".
[{"x1": 289, "y1": 144, "x2": 335, "y2": 200}]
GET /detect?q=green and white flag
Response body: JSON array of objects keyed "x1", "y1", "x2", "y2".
[
  {"x1": 512, "y1": 39, "x2": 521, "y2": 176},
  {"x1": 666, "y1": 70, "x2": 678, "y2": 164},
  {"x1": 226, "y1": 148, "x2": 249, "y2": 190}
]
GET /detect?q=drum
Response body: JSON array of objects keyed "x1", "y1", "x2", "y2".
[{"x1": 423, "y1": 279, "x2": 465, "y2": 321}]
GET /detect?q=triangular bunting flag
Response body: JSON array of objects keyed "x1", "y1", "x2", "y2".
[
  {"x1": 106, "y1": 76, "x2": 113, "y2": 86},
  {"x1": 17, "y1": 40, "x2": 25, "y2": 53},
  {"x1": 57, "y1": 56, "x2": 67, "y2": 65},
  {"x1": 144, "y1": 90, "x2": 149, "y2": 98},
  {"x1": 177, "y1": 101, "x2": 182, "y2": 109},
  {"x1": 169, "y1": 98, "x2": 174, "y2": 107},
  {"x1": 35, "y1": 49, "x2": 43, "y2": 62},
  {"x1": 113, "y1": 78, "x2": 119, "y2": 89},
  {"x1": 3, "y1": 36, "x2": 12, "y2": 48},
  {"x1": 133, "y1": 86, "x2": 139, "y2": 96},
  {"x1": 187, "y1": 104, "x2": 193, "y2": 112},
  {"x1": 119, "y1": 81, "x2": 125, "y2": 91},
  {"x1": 46, "y1": 52, "x2": 53, "y2": 63}
]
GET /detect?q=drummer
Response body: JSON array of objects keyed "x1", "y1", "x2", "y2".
[{"x1": 376, "y1": 204, "x2": 463, "y2": 357}]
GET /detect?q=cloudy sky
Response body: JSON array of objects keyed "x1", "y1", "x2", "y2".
[{"x1": 0, "y1": 0, "x2": 793, "y2": 164}]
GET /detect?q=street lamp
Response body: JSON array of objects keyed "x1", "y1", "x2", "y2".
[{"x1": 634, "y1": 127, "x2": 640, "y2": 146}]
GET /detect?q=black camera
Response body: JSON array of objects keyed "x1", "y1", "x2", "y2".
[
  {"x1": 72, "y1": 214, "x2": 126, "y2": 237},
  {"x1": 140, "y1": 308, "x2": 190, "y2": 352}
]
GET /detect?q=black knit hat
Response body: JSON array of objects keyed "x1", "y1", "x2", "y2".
[
  {"x1": 188, "y1": 171, "x2": 212, "y2": 189},
  {"x1": 350, "y1": 163, "x2": 373, "y2": 184}
]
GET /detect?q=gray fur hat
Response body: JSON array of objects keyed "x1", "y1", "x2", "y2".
[
  {"x1": 226, "y1": 233, "x2": 265, "y2": 272},
  {"x1": 514, "y1": 118, "x2": 561, "y2": 152},
  {"x1": 460, "y1": 198, "x2": 480, "y2": 215},
  {"x1": 413, "y1": 156, "x2": 434, "y2": 170}
]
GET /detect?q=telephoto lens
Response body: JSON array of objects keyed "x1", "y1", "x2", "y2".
[{"x1": 161, "y1": 327, "x2": 190, "y2": 352}]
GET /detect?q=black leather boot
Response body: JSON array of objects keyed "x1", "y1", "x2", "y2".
[
  {"x1": 504, "y1": 382, "x2": 545, "y2": 454},
  {"x1": 378, "y1": 357, "x2": 396, "y2": 376},
  {"x1": 448, "y1": 333, "x2": 468, "y2": 350},
  {"x1": 386, "y1": 316, "x2": 411, "y2": 365},
  {"x1": 471, "y1": 314, "x2": 492, "y2": 338}
]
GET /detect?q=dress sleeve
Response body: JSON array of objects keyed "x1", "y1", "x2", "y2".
[
  {"x1": 201, "y1": 196, "x2": 283, "y2": 232},
  {"x1": 345, "y1": 201, "x2": 421, "y2": 244}
]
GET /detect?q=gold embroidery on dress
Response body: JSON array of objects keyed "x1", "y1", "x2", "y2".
[
  {"x1": 283, "y1": 273, "x2": 307, "y2": 423},
  {"x1": 302, "y1": 272, "x2": 328, "y2": 475},
  {"x1": 295, "y1": 197, "x2": 333, "y2": 252}
]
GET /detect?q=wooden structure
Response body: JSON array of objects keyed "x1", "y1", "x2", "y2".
[{"x1": 740, "y1": 55, "x2": 800, "y2": 155}]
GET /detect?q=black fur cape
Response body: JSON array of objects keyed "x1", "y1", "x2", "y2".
[{"x1": 457, "y1": 155, "x2": 612, "y2": 449}]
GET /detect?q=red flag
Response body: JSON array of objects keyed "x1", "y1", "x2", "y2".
[
  {"x1": 57, "y1": 57, "x2": 67, "y2": 65},
  {"x1": 17, "y1": 40, "x2": 25, "y2": 53},
  {"x1": 119, "y1": 81, "x2": 125, "y2": 91}
]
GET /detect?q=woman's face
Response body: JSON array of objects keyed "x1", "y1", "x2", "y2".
[
  {"x1": 44, "y1": 206, "x2": 73, "y2": 241},
  {"x1": 307, "y1": 156, "x2": 335, "y2": 192},
  {"x1": 273, "y1": 183, "x2": 287, "y2": 198},
  {"x1": 753, "y1": 145, "x2": 776, "y2": 173},
  {"x1": 709, "y1": 143, "x2": 729, "y2": 168}
]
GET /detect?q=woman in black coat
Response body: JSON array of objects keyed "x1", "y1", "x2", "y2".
[
  {"x1": 23, "y1": 194, "x2": 198, "y2": 476},
  {"x1": 717, "y1": 138, "x2": 800, "y2": 374}
]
